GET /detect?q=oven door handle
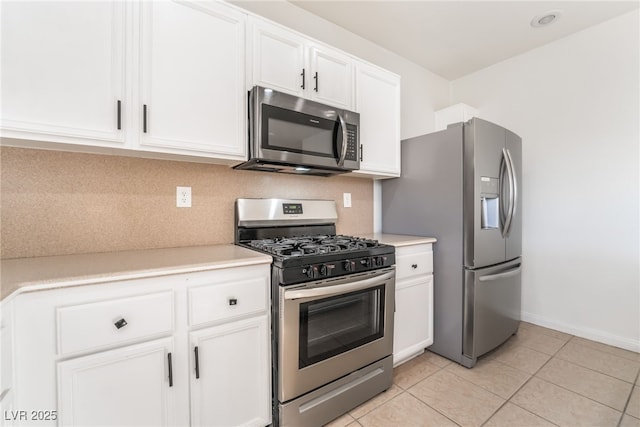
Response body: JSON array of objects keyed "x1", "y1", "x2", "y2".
[{"x1": 284, "y1": 270, "x2": 395, "y2": 300}]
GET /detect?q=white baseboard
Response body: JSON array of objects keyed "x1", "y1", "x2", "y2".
[{"x1": 521, "y1": 311, "x2": 640, "y2": 353}]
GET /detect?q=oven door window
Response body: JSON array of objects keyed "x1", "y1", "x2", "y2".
[
  {"x1": 262, "y1": 104, "x2": 339, "y2": 159},
  {"x1": 299, "y1": 285, "x2": 385, "y2": 368}
]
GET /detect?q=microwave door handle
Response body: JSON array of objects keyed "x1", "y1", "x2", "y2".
[{"x1": 336, "y1": 114, "x2": 348, "y2": 167}]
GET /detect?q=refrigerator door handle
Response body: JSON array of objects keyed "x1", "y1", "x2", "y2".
[
  {"x1": 505, "y1": 148, "x2": 518, "y2": 237},
  {"x1": 501, "y1": 148, "x2": 516, "y2": 237},
  {"x1": 499, "y1": 149, "x2": 513, "y2": 237},
  {"x1": 478, "y1": 266, "x2": 521, "y2": 282}
]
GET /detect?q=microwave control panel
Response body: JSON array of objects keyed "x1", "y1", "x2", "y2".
[{"x1": 345, "y1": 125, "x2": 358, "y2": 161}]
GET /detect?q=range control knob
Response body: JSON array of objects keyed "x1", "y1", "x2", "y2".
[
  {"x1": 319, "y1": 264, "x2": 335, "y2": 276},
  {"x1": 304, "y1": 265, "x2": 318, "y2": 279},
  {"x1": 361, "y1": 257, "x2": 372, "y2": 268},
  {"x1": 374, "y1": 256, "x2": 387, "y2": 267},
  {"x1": 344, "y1": 260, "x2": 356, "y2": 272}
]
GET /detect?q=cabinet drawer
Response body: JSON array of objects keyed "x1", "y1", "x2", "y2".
[
  {"x1": 396, "y1": 244, "x2": 433, "y2": 280},
  {"x1": 189, "y1": 277, "x2": 268, "y2": 327},
  {"x1": 56, "y1": 291, "x2": 174, "y2": 357}
]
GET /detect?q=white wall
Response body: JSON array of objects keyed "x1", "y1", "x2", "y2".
[{"x1": 451, "y1": 11, "x2": 640, "y2": 351}]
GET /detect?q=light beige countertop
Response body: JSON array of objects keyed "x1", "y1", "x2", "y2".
[
  {"x1": 1, "y1": 244, "x2": 271, "y2": 301},
  {"x1": 360, "y1": 233, "x2": 437, "y2": 247}
]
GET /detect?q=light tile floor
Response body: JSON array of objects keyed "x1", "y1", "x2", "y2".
[{"x1": 325, "y1": 322, "x2": 640, "y2": 427}]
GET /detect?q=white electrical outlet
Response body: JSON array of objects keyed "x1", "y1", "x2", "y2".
[
  {"x1": 343, "y1": 192, "x2": 352, "y2": 208},
  {"x1": 176, "y1": 186, "x2": 191, "y2": 208}
]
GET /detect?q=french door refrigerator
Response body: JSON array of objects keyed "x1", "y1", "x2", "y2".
[{"x1": 382, "y1": 118, "x2": 522, "y2": 368}]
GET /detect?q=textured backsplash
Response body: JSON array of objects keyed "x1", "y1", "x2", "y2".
[{"x1": 0, "y1": 147, "x2": 373, "y2": 259}]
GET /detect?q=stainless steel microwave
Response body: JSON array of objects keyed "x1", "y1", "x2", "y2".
[{"x1": 234, "y1": 86, "x2": 360, "y2": 177}]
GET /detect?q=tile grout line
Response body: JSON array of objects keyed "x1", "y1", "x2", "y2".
[
  {"x1": 393, "y1": 361, "x2": 465, "y2": 427},
  {"x1": 478, "y1": 332, "x2": 575, "y2": 426},
  {"x1": 554, "y1": 340, "x2": 640, "y2": 385},
  {"x1": 349, "y1": 358, "x2": 450, "y2": 424},
  {"x1": 616, "y1": 368, "x2": 640, "y2": 427}
]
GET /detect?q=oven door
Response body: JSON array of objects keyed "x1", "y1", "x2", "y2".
[{"x1": 278, "y1": 268, "x2": 395, "y2": 402}]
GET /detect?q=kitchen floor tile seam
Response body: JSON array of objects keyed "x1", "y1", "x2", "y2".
[
  {"x1": 479, "y1": 348, "x2": 566, "y2": 426},
  {"x1": 525, "y1": 375, "x2": 625, "y2": 422},
  {"x1": 619, "y1": 370, "x2": 640, "y2": 421},
  {"x1": 353, "y1": 387, "x2": 464, "y2": 427},
  {"x1": 442, "y1": 358, "x2": 533, "y2": 400},
  {"x1": 480, "y1": 400, "x2": 561, "y2": 427},
  {"x1": 392, "y1": 361, "x2": 448, "y2": 391},
  {"x1": 566, "y1": 338, "x2": 640, "y2": 367},
  {"x1": 400, "y1": 386, "x2": 465, "y2": 427},
  {"x1": 569, "y1": 336, "x2": 640, "y2": 363},
  {"x1": 487, "y1": 335, "x2": 571, "y2": 377},
  {"x1": 536, "y1": 357, "x2": 640, "y2": 412},
  {"x1": 405, "y1": 367, "x2": 510, "y2": 426},
  {"x1": 519, "y1": 322, "x2": 575, "y2": 341},
  {"x1": 515, "y1": 336, "x2": 567, "y2": 357},
  {"x1": 554, "y1": 342, "x2": 640, "y2": 384}
]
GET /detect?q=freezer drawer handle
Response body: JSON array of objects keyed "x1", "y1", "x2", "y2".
[{"x1": 479, "y1": 267, "x2": 521, "y2": 282}]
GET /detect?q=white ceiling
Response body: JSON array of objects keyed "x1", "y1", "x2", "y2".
[{"x1": 288, "y1": 1, "x2": 639, "y2": 80}]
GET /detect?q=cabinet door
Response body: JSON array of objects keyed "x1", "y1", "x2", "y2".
[
  {"x1": 393, "y1": 275, "x2": 434, "y2": 366},
  {"x1": 354, "y1": 62, "x2": 401, "y2": 178},
  {"x1": 58, "y1": 338, "x2": 177, "y2": 426},
  {"x1": 0, "y1": 1, "x2": 126, "y2": 145},
  {"x1": 249, "y1": 17, "x2": 306, "y2": 97},
  {"x1": 190, "y1": 316, "x2": 270, "y2": 427},
  {"x1": 139, "y1": 1, "x2": 246, "y2": 159},
  {"x1": 309, "y1": 46, "x2": 353, "y2": 109}
]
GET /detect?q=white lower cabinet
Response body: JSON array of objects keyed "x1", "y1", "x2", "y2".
[
  {"x1": 8, "y1": 263, "x2": 271, "y2": 427},
  {"x1": 57, "y1": 338, "x2": 177, "y2": 426},
  {"x1": 391, "y1": 242, "x2": 434, "y2": 366},
  {"x1": 190, "y1": 316, "x2": 270, "y2": 427}
]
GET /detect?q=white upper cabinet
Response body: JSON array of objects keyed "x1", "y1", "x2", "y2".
[
  {"x1": 138, "y1": 1, "x2": 246, "y2": 160},
  {"x1": 354, "y1": 62, "x2": 401, "y2": 178},
  {"x1": 308, "y1": 46, "x2": 354, "y2": 109},
  {"x1": 0, "y1": 1, "x2": 126, "y2": 146},
  {"x1": 250, "y1": 18, "x2": 307, "y2": 97},
  {"x1": 249, "y1": 18, "x2": 354, "y2": 110}
]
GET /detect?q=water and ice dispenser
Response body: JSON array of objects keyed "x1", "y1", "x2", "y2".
[{"x1": 480, "y1": 176, "x2": 500, "y2": 229}]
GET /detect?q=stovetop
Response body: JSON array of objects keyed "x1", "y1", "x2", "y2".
[
  {"x1": 235, "y1": 199, "x2": 395, "y2": 285},
  {"x1": 243, "y1": 235, "x2": 384, "y2": 258},
  {"x1": 238, "y1": 234, "x2": 395, "y2": 285}
]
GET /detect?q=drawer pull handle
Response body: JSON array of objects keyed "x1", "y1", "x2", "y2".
[
  {"x1": 114, "y1": 318, "x2": 128, "y2": 329},
  {"x1": 194, "y1": 346, "x2": 200, "y2": 379},
  {"x1": 229, "y1": 298, "x2": 238, "y2": 306},
  {"x1": 168, "y1": 352, "x2": 173, "y2": 387},
  {"x1": 411, "y1": 264, "x2": 418, "y2": 269}
]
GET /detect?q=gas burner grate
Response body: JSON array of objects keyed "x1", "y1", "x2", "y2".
[{"x1": 246, "y1": 235, "x2": 383, "y2": 258}]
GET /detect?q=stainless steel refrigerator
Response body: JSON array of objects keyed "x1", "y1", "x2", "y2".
[{"x1": 382, "y1": 118, "x2": 522, "y2": 368}]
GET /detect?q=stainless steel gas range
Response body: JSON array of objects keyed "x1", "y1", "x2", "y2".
[{"x1": 235, "y1": 198, "x2": 396, "y2": 427}]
